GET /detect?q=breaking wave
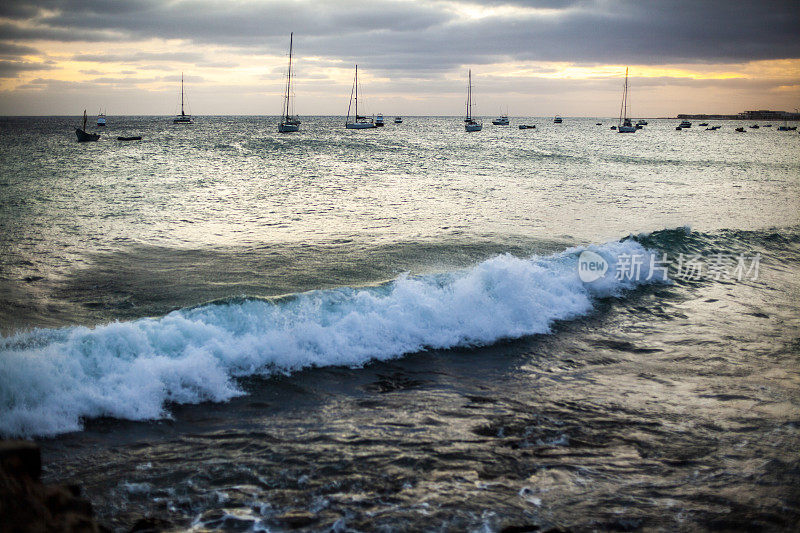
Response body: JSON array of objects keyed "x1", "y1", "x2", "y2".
[{"x1": 0, "y1": 237, "x2": 661, "y2": 438}]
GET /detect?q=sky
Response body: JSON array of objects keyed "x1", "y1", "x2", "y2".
[{"x1": 0, "y1": 0, "x2": 798, "y2": 116}]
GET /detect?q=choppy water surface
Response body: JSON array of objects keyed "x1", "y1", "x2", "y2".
[{"x1": 0, "y1": 116, "x2": 799, "y2": 531}]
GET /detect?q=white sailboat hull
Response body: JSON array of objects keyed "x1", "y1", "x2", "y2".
[
  {"x1": 278, "y1": 123, "x2": 299, "y2": 133},
  {"x1": 618, "y1": 125, "x2": 636, "y2": 133},
  {"x1": 346, "y1": 122, "x2": 376, "y2": 129},
  {"x1": 465, "y1": 123, "x2": 482, "y2": 132}
]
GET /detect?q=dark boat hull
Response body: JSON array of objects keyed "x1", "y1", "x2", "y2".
[
  {"x1": 117, "y1": 136, "x2": 142, "y2": 141},
  {"x1": 75, "y1": 128, "x2": 100, "y2": 142}
]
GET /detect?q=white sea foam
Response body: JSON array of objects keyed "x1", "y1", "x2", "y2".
[{"x1": 0, "y1": 238, "x2": 659, "y2": 437}]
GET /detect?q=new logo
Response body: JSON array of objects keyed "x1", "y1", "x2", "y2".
[{"x1": 577, "y1": 250, "x2": 608, "y2": 283}]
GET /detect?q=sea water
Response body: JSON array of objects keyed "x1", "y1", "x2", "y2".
[{"x1": 0, "y1": 116, "x2": 798, "y2": 530}]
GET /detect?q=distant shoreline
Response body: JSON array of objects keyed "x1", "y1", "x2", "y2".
[{"x1": 0, "y1": 115, "x2": 796, "y2": 120}]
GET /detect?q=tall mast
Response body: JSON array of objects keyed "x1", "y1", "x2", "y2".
[
  {"x1": 619, "y1": 67, "x2": 628, "y2": 126},
  {"x1": 180, "y1": 72, "x2": 184, "y2": 116},
  {"x1": 355, "y1": 65, "x2": 358, "y2": 119},
  {"x1": 618, "y1": 67, "x2": 628, "y2": 126},
  {"x1": 284, "y1": 33, "x2": 293, "y2": 120},
  {"x1": 467, "y1": 70, "x2": 471, "y2": 120}
]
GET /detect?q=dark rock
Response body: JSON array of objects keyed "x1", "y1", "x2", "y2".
[
  {"x1": 500, "y1": 525, "x2": 540, "y2": 533},
  {"x1": 0, "y1": 439, "x2": 109, "y2": 533},
  {"x1": 130, "y1": 516, "x2": 175, "y2": 532},
  {"x1": 0, "y1": 440, "x2": 41, "y2": 479}
]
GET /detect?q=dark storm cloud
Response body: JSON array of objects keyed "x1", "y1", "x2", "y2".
[
  {"x1": 0, "y1": 60, "x2": 52, "y2": 78},
  {"x1": 0, "y1": 21, "x2": 123, "y2": 42},
  {"x1": 1, "y1": 0, "x2": 798, "y2": 74},
  {"x1": 0, "y1": 42, "x2": 40, "y2": 58}
]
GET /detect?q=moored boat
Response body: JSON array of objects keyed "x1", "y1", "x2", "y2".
[
  {"x1": 617, "y1": 68, "x2": 636, "y2": 133},
  {"x1": 173, "y1": 73, "x2": 193, "y2": 124},
  {"x1": 75, "y1": 110, "x2": 100, "y2": 142},
  {"x1": 345, "y1": 65, "x2": 376, "y2": 129},
  {"x1": 278, "y1": 32, "x2": 301, "y2": 133},
  {"x1": 464, "y1": 69, "x2": 482, "y2": 132}
]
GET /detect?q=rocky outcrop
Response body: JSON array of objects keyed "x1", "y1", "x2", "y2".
[{"x1": 0, "y1": 440, "x2": 109, "y2": 532}]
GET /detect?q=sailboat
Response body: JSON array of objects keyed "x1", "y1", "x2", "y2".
[
  {"x1": 278, "y1": 33, "x2": 301, "y2": 133},
  {"x1": 96, "y1": 109, "x2": 106, "y2": 126},
  {"x1": 617, "y1": 67, "x2": 636, "y2": 133},
  {"x1": 75, "y1": 110, "x2": 100, "y2": 142},
  {"x1": 173, "y1": 73, "x2": 193, "y2": 124},
  {"x1": 345, "y1": 65, "x2": 376, "y2": 129},
  {"x1": 464, "y1": 69, "x2": 482, "y2": 132}
]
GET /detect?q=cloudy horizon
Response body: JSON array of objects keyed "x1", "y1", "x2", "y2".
[{"x1": 0, "y1": 0, "x2": 798, "y2": 116}]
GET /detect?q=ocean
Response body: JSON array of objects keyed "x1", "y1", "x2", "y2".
[{"x1": 0, "y1": 116, "x2": 798, "y2": 531}]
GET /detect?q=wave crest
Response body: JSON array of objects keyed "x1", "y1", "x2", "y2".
[{"x1": 0, "y1": 238, "x2": 658, "y2": 438}]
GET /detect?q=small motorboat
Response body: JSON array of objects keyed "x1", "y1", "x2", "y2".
[
  {"x1": 698, "y1": 122, "x2": 708, "y2": 126},
  {"x1": 518, "y1": 125, "x2": 536, "y2": 129},
  {"x1": 96, "y1": 109, "x2": 106, "y2": 126},
  {"x1": 636, "y1": 119, "x2": 648, "y2": 126},
  {"x1": 611, "y1": 126, "x2": 617, "y2": 130},
  {"x1": 117, "y1": 136, "x2": 142, "y2": 141},
  {"x1": 553, "y1": 116, "x2": 563, "y2": 123},
  {"x1": 375, "y1": 114, "x2": 385, "y2": 127},
  {"x1": 675, "y1": 126, "x2": 682, "y2": 130},
  {"x1": 596, "y1": 122, "x2": 602, "y2": 125},
  {"x1": 492, "y1": 115, "x2": 509, "y2": 125},
  {"x1": 75, "y1": 110, "x2": 100, "y2": 142},
  {"x1": 394, "y1": 117, "x2": 402, "y2": 124},
  {"x1": 679, "y1": 120, "x2": 692, "y2": 128},
  {"x1": 705, "y1": 126, "x2": 721, "y2": 131},
  {"x1": 749, "y1": 124, "x2": 759, "y2": 129},
  {"x1": 763, "y1": 124, "x2": 772, "y2": 127},
  {"x1": 735, "y1": 127, "x2": 746, "y2": 132}
]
